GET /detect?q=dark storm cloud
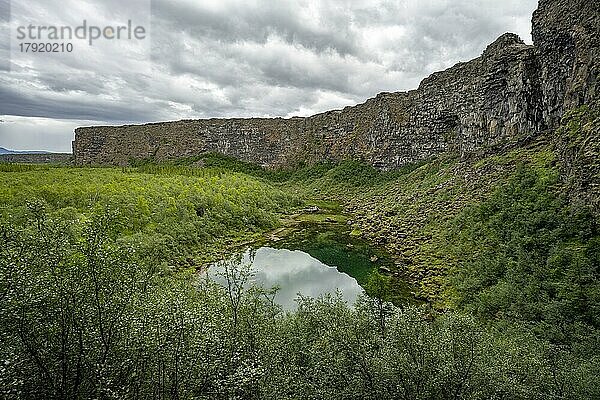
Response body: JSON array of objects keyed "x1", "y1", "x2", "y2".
[
  {"x1": 0, "y1": 0, "x2": 538, "y2": 151},
  {"x1": 0, "y1": 84, "x2": 152, "y2": 122}
]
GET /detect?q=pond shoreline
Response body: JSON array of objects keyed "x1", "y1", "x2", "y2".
[{"x1": 201, "y1": 199, "x2": 421, "y2": 305}]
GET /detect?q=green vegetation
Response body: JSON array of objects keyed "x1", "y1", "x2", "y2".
[
  {"x1": 290, "y1": 145, "x2": 560, "y2": 306},
  {"x1": 0, "y1": 165, "x2": 299, "y2": 266},
  {"x1": 450, "y1": 165, "x2": 600, "y2": 344},
  {"x1": 1, "y1": 213, "x2": 597, "y2": 398},
  {"x1": 1, "y1": 108, "x2": 599, "y2": 398}
]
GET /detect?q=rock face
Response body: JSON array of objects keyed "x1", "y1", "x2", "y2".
[
  {"x1": 73, "y1": 0, "x2": 598, "y2": 169},
  {"x1": 0, "y1": 153, "x2": 72, "y2": 164},
  {"x1": 533, "y1": 0, "x2": 599, "y2": 128}
]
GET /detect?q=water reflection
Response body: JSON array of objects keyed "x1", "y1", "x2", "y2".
[{"x1": 209, "y1": 247, "x2": 364, "y2": 310}]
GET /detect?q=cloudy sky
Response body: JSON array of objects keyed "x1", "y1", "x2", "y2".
[{"x1": 0, "y1": 0, "x2": 538, "y2": 152}]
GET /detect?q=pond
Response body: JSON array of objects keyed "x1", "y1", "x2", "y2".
[
  {"x1": 210, "y1": 247, "x2": 364, "y2": 310},
  {"x1": 209, "y1": 204, "x2": 416, "y2": 310}
]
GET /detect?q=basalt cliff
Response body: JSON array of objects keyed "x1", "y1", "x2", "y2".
[{"x1": 73, "y1": 0, "x2": 599, "y2": 170}]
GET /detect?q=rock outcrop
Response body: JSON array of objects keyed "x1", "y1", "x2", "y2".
[
  {"x1": 0, "y1": 153, "x2": 72, "y2": 164},
  {"x1": 533, "y1": 0, "x2": 599, "y2": 128},
  {"x1": 73, "y1": 0, "x2": 598, "y2": 169}
]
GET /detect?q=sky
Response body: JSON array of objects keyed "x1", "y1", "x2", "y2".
[{"x1": 0, "y1": 0, "x2": 538, "y2": 152}]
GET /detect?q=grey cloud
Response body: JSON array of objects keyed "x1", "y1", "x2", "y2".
[
  {"x1": 151, "y1": 0, "x2": 359, "y2": 57},
  {"x1": 0, "y1": 84, "x2": 151, "y2": 122},
  {"x1": 0, "y1": 0, "x2": 9, "y2": 22},
  {"x1": 0, "y1": 0, "x2": 539, "y2": 151}
]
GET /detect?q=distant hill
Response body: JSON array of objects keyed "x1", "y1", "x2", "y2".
[{"x1": 0, "y1": 147, "x2": 50, "y2": 155}]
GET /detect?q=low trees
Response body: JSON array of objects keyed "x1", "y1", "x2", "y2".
[{"x1": 1, "y1": 207, "x2": 598, "y2": 398}]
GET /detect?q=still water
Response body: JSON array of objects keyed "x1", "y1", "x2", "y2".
[{"x1": 211, "y1": 247, "x2": 364, "y2": 310}]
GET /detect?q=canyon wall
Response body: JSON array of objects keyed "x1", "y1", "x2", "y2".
[
  {"x1": 533, "y1": 0, "x2": 599, "y2": 128},
  {"x1": 0, "y1": 153, "x2": 72, "y2": 164},
  {"x1": 73, "y1": 0, "x2": 598, "y2": 169}
]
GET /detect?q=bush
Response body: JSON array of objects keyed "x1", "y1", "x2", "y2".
[
  {"x1": 450, "y1": 165, "x2": 600, "y2": 344},
  {"x1": 1, "y1": 208, "x2": 598, "y2": 398}
]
